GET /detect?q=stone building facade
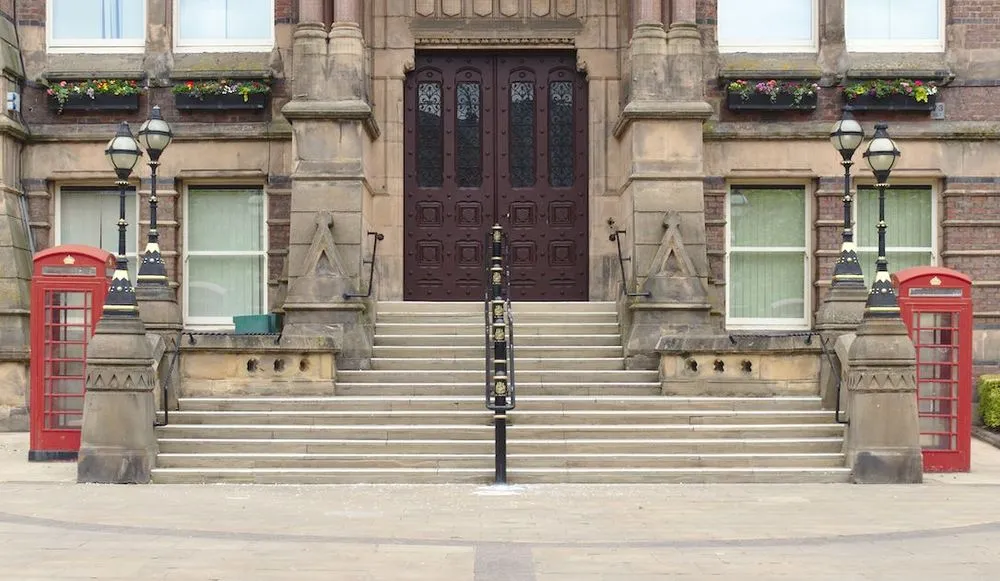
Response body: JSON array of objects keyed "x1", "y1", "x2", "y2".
[{"x1": 1, "y1": 0, "x2": 999, "y2": 428}]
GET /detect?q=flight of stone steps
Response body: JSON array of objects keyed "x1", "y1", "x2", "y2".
[{"x1": 152, "y1": 301, "x2": 849, "y2": 484}]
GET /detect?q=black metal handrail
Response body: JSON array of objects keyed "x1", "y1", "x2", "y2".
[
  {"x1": 607, "y1": 218, "x2": 651, "y2": 298},
  {"x1": 727, "y1": 331, "x2": 847, "y2": 424},
  {"x1": 344, "y1": 231, "x2": 385, "y2": 299},
  {"x1": 484, "y1": 224, "x2": 515, "y2": 485},
  {"x1": 153, "y1": 329, "x2": 184, "y2": 427}
]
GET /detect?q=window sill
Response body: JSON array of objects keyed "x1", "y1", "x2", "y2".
[
  {"x1": 717, "y1": 54, "x2": 822, "y2": 82},
  {"x1": 46, "y1": 46, "x2": 145, "y2": 55},
  {"x1": 844, "y1": 53, "x2": 954, "y2": 84}
]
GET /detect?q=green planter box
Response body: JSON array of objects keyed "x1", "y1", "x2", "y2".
[{"x1": 233, "y1": 314, "x2": 282, "y2": 334}]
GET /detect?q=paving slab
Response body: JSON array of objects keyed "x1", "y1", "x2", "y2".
[{"x1": 1, "y1": 432, "x2": 1000, "y2": 579}]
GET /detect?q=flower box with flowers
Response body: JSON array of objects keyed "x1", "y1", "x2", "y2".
[
  {"x1": 46, "y1": 79, "x2": 142, "y2": 113},
  {"x1": 843, "y1": 79, "x2": 938, "y2": 111},
  {"x1": 725, "y1": 80, "x2": 819, "y2": 111},
  {"x1": 173, "y1": 80, "x2": 271, "y2": 110}
]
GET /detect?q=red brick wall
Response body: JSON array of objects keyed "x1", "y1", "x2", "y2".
[{"x1": 15, "y1": 0, "x2": 43, "y2": 23}]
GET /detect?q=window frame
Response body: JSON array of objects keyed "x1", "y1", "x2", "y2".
[
  {"x1": 182, "y1": 182, "x2": 269, "y2": 329},
  {"x1": 173, "y1": 0, "x2": 276, "y2": 53},
  {"x1": 53, "y1": 184, "x2": 142, "y2": 278},
  {"x1": 46, "y1": 0, "x2": 147, "y2": 54},
  {"x1": 844, "y1": 0, "x2": 946, "y2": 53},
  {"x1": 717, "y1": 0, "x2": 819, "y2": 54},
  {"x1": 851, "y1": 181, "x2": 938, "y2": 281},
  {"x1": 725, "y1": 182, "x2": 813, "y2": 331}
]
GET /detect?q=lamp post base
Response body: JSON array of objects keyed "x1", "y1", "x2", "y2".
[{"x1": 77, "y1": 314, "x2": 158, "y2": 484}]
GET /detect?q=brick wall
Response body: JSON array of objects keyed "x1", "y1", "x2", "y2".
[{"x1": 14, "y1": 0, "x2": 42, "y2": 24}]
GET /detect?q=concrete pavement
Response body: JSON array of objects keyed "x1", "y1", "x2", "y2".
[{"x1": 1, "y1": 432, "x2": 1000, "y2": 580}]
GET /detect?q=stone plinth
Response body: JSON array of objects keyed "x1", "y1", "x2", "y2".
[
  {"x1": 816, "y1": 285, "x2": 867, "y2": 411},
  {"x1": 845, "y1": 316, "x2": 923, "y2": 484},
  {"x1": 657, "y1": 334, "x2": 822, "y2": 397},
  {"x1": 137, "y1": 285, "x2": 182, "y2": 412},
  {"x1": 178, "y1": 333, "x2": 339, "y2": 397},
  {"x1": 77, "y1": 316, "x2": 157, "y2": 484}
]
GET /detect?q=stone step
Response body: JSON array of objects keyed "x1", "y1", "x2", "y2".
[
  {"x1": 377, "y1": 312, "x2": 619, "y2": 324},
  {"x1": 371, "y1": 345, "x2": 624, "y2": 358},
  {"x1": 157, "y1": 437, "x2": 845, "y2": 455},
  {"x1": 155, "y1": 423, "x2": 844, "y2": 440},
  {"x1": 375, "y1": 334, "x2": 624, "y2": 347},
  {"x1": 150, "y1": 466, "x2": 850, "y2": 485},
  {"x1": 376, "y1": 301, "x2": 617, "y2": 314},
  {"x1": 333, "y1": 383, "x2": 662, "y2": 396},
  {"x1": 154, "y1": 452, "x2": 846, "y2": 470},
  {"x1": 375, "y1": 322, "x2": 620, "y2": 335},
  {"x1": 336, "y1": 369, "x2": 658, "y2": 383},
  {"x1": 176, "y1": 395, "x2": 826, "y2": 413},
  {"x1": 159, "y1": 410, "x2": 836, "y2": 426},
  {"x1": 368, "y1": 357, "x2": 626, "y2": 371}
]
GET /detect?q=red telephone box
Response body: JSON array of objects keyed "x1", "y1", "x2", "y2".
[
  {"x1": 892, "y1": 266, "x2": 973, "y2": 473},
  {"x1": 29, "y1": 245, "x2": 114, "y2": 461}
]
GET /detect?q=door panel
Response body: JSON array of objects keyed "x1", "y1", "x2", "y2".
[{"x1": 404, "y1": 52, "x2": 588, "y2": 301}]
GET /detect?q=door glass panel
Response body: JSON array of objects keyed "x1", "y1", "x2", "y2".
[
  {"x1": 913, "y1": 310, "x2": 960, "y2": 452},
  {"x1": 509, "y1": 81, "x2": 535, "y2": 188},
  {"x1": 43, "y1": 290, "x2": 91, "y2": 431},
  {"x1": 456, "y1": 82, "x2": 482, "y2": 188},
  {"x1": 417, "y1": 82, "x2": 443, "y2": 188},
  {"x1": 548, "y1": 81, "x2": 574, "y2": 188}
]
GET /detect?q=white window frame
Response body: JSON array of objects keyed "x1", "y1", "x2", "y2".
[
  {"x1": 46, "y1": 0, "x2": 147, "y2": 54},
  {"x1": 852, "y1": 181, "x2": 938, "y2": 278},
  {"x1": 717, "y1": 0, "x2": 819, "y2": 53},
  {"x1": 182, "y1": 183, "x2": 269, "y2": 329},
  {"x1": 53, "y1": 184, "x2": 142, "y2": 277},
  {"x1": 845, "y1": 0, "x2": 946, "y2": 53},
  {"x1": 173, "y1": 0, "x2": 276, "y2": 53},
  {"x1": 725, "y1": 183, "x2": 812, "y2": 331}
]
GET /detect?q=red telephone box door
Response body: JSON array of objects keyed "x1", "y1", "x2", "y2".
[
  {"x1": 893, "y1": 267, "x2": 973, "y2": 473},
  {"x1": 29, "y1": 246, "x2": 114, "y2": 461}
]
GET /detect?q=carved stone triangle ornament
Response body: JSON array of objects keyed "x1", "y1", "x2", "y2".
[
  {"x1": 641, "y1": 211, "x2": 709, "y2": 302},
  {"x1": 285, "y1": 211, "x2": 354, "y2": 303}
]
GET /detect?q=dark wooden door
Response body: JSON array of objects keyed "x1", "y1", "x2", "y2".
[{"x1": 404, "y1": 52, "x2": 588, "y2": 301}]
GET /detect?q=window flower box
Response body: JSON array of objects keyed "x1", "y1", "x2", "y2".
[
  {"x1": 725, "y1": 80, "x2": 819, "y2": 112},
  {"x1": 45, "y1": 79, "x2": 143, "y2": 114},
  {"x1": 172, "y1": 80, "x2": 271, "y2": 111},
  {"x1": 842, "y1": 79, "x2": 938, "y2": 112}
]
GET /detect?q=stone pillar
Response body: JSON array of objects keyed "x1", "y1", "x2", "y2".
[
  {"x1": 0, "y1": 120, "x2": 30, "y2": 432},
  {"x1": 666, "y1": 0, "x2": 701, "y2": 101},
  {"x1": 77, "y1": 316, "x2": 158, "y2": 483},
  {"x1": 136, "y1": 174, "x2": 182, "y2": 414},
  {"x1": 844, "y1": 315, "x2": 923, "y2": 484},
  {"x1": 281, "y1": 0, "x2": 377, "y2": 370},
  {"x1": 616, "y1": 0, "x2": 715, "y2": 369}
]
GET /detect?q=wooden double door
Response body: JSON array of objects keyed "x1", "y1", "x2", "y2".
[{"x1": 403, "y1": 52, "x2": 589, "y2": 301}]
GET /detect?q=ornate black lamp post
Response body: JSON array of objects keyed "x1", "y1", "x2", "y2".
[
  {"x1": 103, "y1": 121, "x2": 143, "y2": 317},
  {"x1": 829, "y1": 106, "x2": 866, "y2": 290},
  {"x1": 861, "y1": 123, "x2": 902, "y2": 318},
  {"x1": 136, "y1": 106, "x2": 173, "y2": 288}
]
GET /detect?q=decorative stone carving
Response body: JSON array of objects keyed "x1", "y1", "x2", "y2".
[
  {"x1": 287, "y1": 211, "x2": 353, "y2": 301},
  {"x1": 641, "y1": 211, "x2": 709, "y2": 303}
]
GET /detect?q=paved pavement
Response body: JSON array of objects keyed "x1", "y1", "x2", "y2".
[{"x1": 2, "y1": 433, "x2": 1000, "y2": 580}]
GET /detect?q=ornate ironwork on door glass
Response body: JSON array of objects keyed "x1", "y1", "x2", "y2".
[
  {"x1": 548, "y1": 81, "x2": 575, "y2": 188},
  {"x1": 509, "y1": 81, "x2": 536, "y2": 188},
  {"x1": 417, "y1": 82, "x2": 443, "y2": 188},
  {"x1": 456, "y1": 82, "x2": 482, "y2": 188}
]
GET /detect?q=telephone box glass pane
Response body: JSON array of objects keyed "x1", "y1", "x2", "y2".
[
  {"x1": 913, "y1": 310, "x2": 961, "y2": 453},
  {"x1": 42, "y1": 290, "x2": 91, "y2": 431}
]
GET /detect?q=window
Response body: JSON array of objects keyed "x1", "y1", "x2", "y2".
[
  {"x1": 855, "y1": 186, "x2": 936, "y2": 286},
  {"x1": 726, "y1": 186, "x2": 809, "y2": 329},
  {"x1": 176, "y1": 0, "x2": 274, "y2": 52},
  {"x1": 48, "y1": 0, "x2": 145, "y2": 52},
  {"x1": 184, "y1": 186, "x2": 267, "y2": 327},
  {"x1": 717, "y1": 0, "x2": 816, "y2": 53},
  {"x1": 845, "y1": 0, "x2": 944, "y2": 52},
  {"x1": 56, "y1": 186, "x2": 139, "y2": 279}
]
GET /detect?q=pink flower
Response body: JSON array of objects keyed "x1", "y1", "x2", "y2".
[
  {"x1": 46, "y1": 89, "x2": 53, "y2": 95},
  {"x1": 915, "y1": 80, "x2": 923, "y2": 86},
  {"x1": 59, "y1": 81, "x2": 66, "y2": 87}
]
